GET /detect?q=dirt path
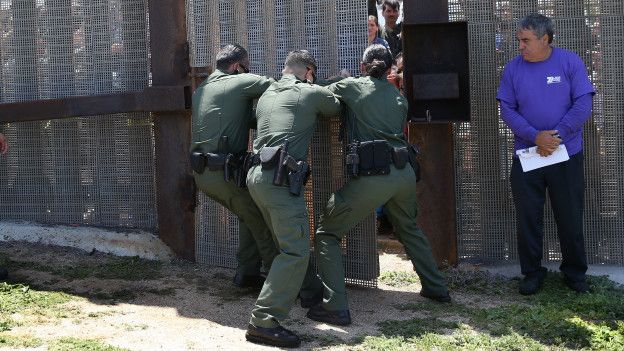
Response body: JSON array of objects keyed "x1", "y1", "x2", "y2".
[{"x1": 0, "y1": 242, "x2": 449, "y2": 350}]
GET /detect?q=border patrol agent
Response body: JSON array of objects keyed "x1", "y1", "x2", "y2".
[
  {"x1": 307, "y1": 44, "x2": 451, "y2": 326},
  {"x1": 244, "y1": 50, "x2": 341, "y2": 348},
  {"x1": 191, "y1": 44, "x2": 279, "y2": 288}
]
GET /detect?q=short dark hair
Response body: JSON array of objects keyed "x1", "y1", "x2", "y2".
[
  {"x1": 382, "y1": 0, "x2": 400, "y2": 12},
  {"x1": 284, "y1": 50, "x2": 318, "y2": 73},
  {"x1": 362, "y1": 44, "x2": 393, "y2": 79},
  {"x1": 519, "y1": 13, "x2": 554, "y2": 44},
  {"x1": 215, "y1": 44, "x2": 248, "y2": 71}
]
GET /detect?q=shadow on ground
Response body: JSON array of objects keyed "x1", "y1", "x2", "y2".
[{"x1": 1, "y1": 241, "x2": 623, "y2": 350}]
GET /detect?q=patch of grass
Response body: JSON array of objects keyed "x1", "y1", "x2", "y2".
[
  {"x1": 315, "y1": 334, "x2": 340, "y2": 347},
  {"x1": 0, "y1": 333, "x2": 43, "y2": 349},
  {"x1": 465, "y1": 273, "x2": 624, "y2": 349},
  {"x1": 445, "y1": 267, "x2": 515, "y2": 295},
  {"x1": 378, "y1": 317, "x2": 459, "y2": 338},
  {"x1": 0, "y1": 282, "x2": 74, "y2": 331},
  {"x1": 358, "y1": 324, "x2": 554, "y2": 351},
  {"x1": 355, "y1": 271, "x2": 624, "y2": 350},
  {"x1": 4, "y1": 256, "x2": 162, "y2": 281},
  {"x1": 379, "y1": 271, "x2": 419, "y2": 287},
  {"x1": 57, "y1": 256, "x2": 162, "y2": 281},
  {"x1": 49, "y1": 337, "x2": 129, "y2": 351}
]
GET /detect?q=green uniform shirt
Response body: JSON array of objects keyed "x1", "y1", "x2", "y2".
[
  {"x1": 327, "y1": 76, "x2": 408, "y2": 147},
  {"x1": 253, "y1": 74, "x2": 341, "y2": 160},
  {"x1": 191, "y1": 69, "x2": 274, "y2": 154}
]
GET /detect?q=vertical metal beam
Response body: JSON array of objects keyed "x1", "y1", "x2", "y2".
[
  {"x1": 148, "y1": 0, "x2": 195, "y2": 260},
  {"x1": 405, "y1": 0, "x2": 458, "y2": 266}
]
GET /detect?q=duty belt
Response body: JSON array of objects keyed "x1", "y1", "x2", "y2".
[
  {"x1": 189, "y1": 150, "x2": 250, "y2": 187},
  {"x1": 250, "y1": 142, "x2": 311, "y2": 196},
  {"x1": 345, "y1": 140, "x2": 415, "y2": 178}
]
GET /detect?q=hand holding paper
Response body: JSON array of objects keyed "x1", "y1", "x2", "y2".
[{"x1": 516, "y1": 144, "x2": 570, "y2": 172}]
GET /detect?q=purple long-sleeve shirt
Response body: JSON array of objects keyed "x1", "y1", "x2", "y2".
[{"x1": 497, "y1": 47, "x2": 595, "y2": 156}]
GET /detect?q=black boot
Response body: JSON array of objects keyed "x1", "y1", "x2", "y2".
[
  {"x1": 419, "y1": 290, "x2": 452, "y2": 303},
  {"x1": 245, "y1": 323, "x2": 301, "y2": 348},
  {"x1": 233, "y1": 273, "x2": 265, "y2": 289},
  {"x1": 299, "y1": 292, "x2": 322, "y2": 308},
  {"x1": 519, "y1": 268, "x2": 547, "y2": 295},
  {"x1": 564, "y1": 276, "x2": 589, "y2": 293},
  {"x1": 306, "y1": 304, "x2": 351, "y2": 326}
]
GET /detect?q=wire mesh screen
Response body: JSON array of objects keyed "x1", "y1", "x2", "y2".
[
  {"x1": 187, "y1": 0, "x2": 377, "y2": 285},
  {"x1": 0, "y1": 0, "x2": 156, "y2": 230},
  {"x1": 451, "y1": 0, "x2": 624, "y2": 265}
]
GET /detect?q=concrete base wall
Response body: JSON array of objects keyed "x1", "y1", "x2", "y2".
[{"x1": 0, "y1": 222, "x2": 173, "y2": 261}]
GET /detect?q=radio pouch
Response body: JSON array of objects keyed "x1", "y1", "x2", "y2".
[{"x1": 358, "y1": 140, "x2": 390, "y2": 176}]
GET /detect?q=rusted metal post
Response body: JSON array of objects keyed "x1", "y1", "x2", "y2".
[
  {"x1": 405, "y1": 0, "x2": 458, "y2": 266},
  {"x1": 148, "y1": 0, "x2": 195, "y2": 260}
]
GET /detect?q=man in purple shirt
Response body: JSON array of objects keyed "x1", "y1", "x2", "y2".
[{"x1": 497, "y1": 13, "x2": 594, "y2": 295}]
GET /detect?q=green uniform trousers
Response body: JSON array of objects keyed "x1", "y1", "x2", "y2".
[
  {"x1": 315, "y1": 165, "x2": 448, "y2": 311},
  {"x1": 194, "y1": 170, "x2": 278, "y2": 275},
  {"x1": 246, "y1": 165, "x2": 318, "y2": 328}
]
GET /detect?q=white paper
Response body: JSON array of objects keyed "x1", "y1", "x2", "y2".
[{"x1": 516, "y1": 145, "x2": 570, "y2": 172}]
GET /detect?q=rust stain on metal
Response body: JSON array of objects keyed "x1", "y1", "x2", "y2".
[{"x1": 409, "y1": 122, "x2": 458, "y2": 267}]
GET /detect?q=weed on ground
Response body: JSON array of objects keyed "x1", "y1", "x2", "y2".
[
  {"x1": 0, "y1": 333, "x2": 42, "y2": 348},
  {"x1": 379, "y1": 271, "x2": 420, "y2": 287},
  {"x1": 48, "y1": 337, "x2": 130, "y2": 351},
  {"x1": 4, "y1": 255, "x2": 162, "y2": 281},
  {"x1": 351, "y1": 270, "x2": 624, "y2": 351},
  {"x1": 0, "y1": 282, "x2": 75, "y2": 332}
]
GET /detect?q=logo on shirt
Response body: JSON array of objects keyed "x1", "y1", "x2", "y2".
[{"x1": 546, "y1": 76, "x2": 562, "y2": 84}]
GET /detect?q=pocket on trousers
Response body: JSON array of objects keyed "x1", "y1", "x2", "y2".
[{"x1": 321, "y1": 193, "x2": 351, "y2": 223}]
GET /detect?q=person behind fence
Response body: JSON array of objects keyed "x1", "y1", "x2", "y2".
[
  {"x1": 497, "y1": 13, "x2": 595, "y2": 295},
  {"x1": 190, "y1": 44, "x2": 279, "y2": 290},
  {"x1": 381, "y1": 0, "x2": 402, "y2": 58},
  {"x1": 368, "y1": 15, "x2": 389, "y2": 51},
  {"x1": 0, "y1": 132, "x2": 8, "y2": 280},
  {"x1": 307, "y1": 44, "x2": 450, "y2": 327},
  {"x1": 244, "y1": 50, "x2": 341, "y2": 348}
]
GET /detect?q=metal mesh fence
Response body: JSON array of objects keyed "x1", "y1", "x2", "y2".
[
  {"x1": 0, "y1": 0, "x2": 156, "y2": 230},
  {"x1": 187, "y1": 0, "x2": 377, "y2": 285},
  {"x1": 452, "y1": 0, "x2": 624, "y2": 265},
  {"x1": 4, "y1": 0, "x2": 617, "y2": 272}
]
